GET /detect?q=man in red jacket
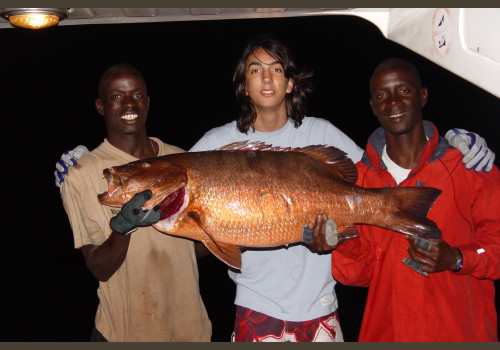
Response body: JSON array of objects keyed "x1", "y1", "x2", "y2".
[{"x1": 314, "y1": 58, "x2": 500, "y2": 341}]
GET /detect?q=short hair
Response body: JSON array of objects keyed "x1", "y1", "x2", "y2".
[
  {"x1": 369, "y1": 58, "x2": 423, "y2": 94},
  {"x1": 233, "y1": 33, "x2": 313, "y2": 133},
  {"x1": 98, "y1": 63, "x2": 146, "y2": 98}
]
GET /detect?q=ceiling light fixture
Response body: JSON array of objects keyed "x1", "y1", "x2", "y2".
[{"x1": 0, "y1": 8, "x2": 68, "y2": 29}]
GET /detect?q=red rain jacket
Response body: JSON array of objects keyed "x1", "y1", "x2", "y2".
[{"x1": 332, "y1": 121, "x2": 500, "y2": 341}]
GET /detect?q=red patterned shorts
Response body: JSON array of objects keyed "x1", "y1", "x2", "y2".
[{"x1": 232, "y1": 306, "x2": 344, "y2": 342}]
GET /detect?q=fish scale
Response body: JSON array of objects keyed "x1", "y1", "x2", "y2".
[{"x1": 190, "y1": 155, "x2": 313, "y2": 245}]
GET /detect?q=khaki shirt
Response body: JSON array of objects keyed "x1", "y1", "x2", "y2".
[{"x1": 61, "y1": 138, "x2": 211, "y2": 341}]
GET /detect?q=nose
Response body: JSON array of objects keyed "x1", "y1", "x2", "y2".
[
  {"x1": 262, "y1": 69, "x2": 272, "y2": 84},
  {"x1": 122, "y1": 94, "x2": 135, "y2": 107},
  {"x1": 387, "y1": 93, "x2": 401, "y2": 105}
]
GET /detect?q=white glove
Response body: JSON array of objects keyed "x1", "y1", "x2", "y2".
[
  {"x1": 445, "y1": 128, "x2": 495, "y2": 172},
  {"x1": 54, "y1": 145, "x2": 89, "y2": 187}
]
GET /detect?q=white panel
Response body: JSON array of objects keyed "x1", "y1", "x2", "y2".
[
  {"x1": 384, "y1": 8, "x2": 500, "y2": 99},
  {"x1": 462, "y1": 8, "x2": 500, "y2": 63}
]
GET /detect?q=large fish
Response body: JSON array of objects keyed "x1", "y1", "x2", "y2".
[{"x1": 98, "y1": 141, "x2": 441, "y2": 269}]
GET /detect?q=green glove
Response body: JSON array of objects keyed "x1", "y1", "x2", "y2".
[{"x1": 110, "y1": 190, "x2": 161, "y2": 235}]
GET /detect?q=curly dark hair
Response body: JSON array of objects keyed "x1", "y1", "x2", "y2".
[{"x1": 233, "y1": 33, "x2": 313, "y2": 133}]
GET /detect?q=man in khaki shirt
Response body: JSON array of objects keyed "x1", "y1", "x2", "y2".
[{"x1": 60, "y1": 63, "x2": 211, "y2": 341}]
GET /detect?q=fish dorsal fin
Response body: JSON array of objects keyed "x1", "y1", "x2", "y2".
[
  {"x1": 216, "y1": 140, "x2": 291, "y2": 152},
  {"x1": 293, "y1": 145, "x2": 358, "y2": 183},
  {"x1": 187, "y1": 211, "x2": 242, "y2": 269},
  {"x1": 216, "y1": 141, "x2": 358, "y2": 184}
]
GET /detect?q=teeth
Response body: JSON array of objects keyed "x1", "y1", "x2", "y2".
[
  {"x1": 389, "y1": 112, "x2": 406, "y2": 118},
  {"x1": 121, "y1": 114, "x2": 138, "y2": 120},
  {"x1": 261, "y1": 90, "x2": 274, "y2": 93}
]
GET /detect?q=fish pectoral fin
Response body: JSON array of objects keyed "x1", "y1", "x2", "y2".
[
  {"x1": 187, "y1": 210, "x2": 242, "y2": 269},
  {"x1": 188, "y1": 210, "x2": 217, "y2": 241},
  {"x1": 336, "y1": 225, "x2": 360, "y2": 240},
  {"x1": 203, "y1": 241, "x2": 242, "y2": 270}
]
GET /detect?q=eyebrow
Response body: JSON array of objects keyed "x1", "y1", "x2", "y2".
[
  {"x1": 247, "y1": 60, "x2": 282, "y2": 68},
  {"x1": 109, "y1": 87, "x2": 145, "y2": 93}
]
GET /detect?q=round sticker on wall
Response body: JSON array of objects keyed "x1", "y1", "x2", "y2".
[{"x1": 432, "y1": 8, "x2": 452, "y2": 58}]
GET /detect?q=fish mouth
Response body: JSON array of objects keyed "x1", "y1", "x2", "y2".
[
  {"x1": 98, "y1": 168, "x2": 125, "y2": 203},
  {"x1": 159, "y1": 186, "x2": 186, "y2": 220},
  {"x1": 98, "y1": 168, "x2": 186, "y2": 214}
]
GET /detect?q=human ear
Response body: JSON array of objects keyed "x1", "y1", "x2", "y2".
[
  {"x1": 286, "y1": 78, "x2": 294, "y2": 93},
  {"x1": 95, "y1": 98, "x2": 105, "y2": 116},
  {"x1": 369, "y1": 98, "x2": 377, "y2": 115},
  {"x1": 420, "y1": 87, "x2": 428, "y2": 107}
]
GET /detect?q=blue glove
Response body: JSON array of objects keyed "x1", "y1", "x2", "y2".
[
  {"x1": 110, "y1": 190, "x2": 161, "y2": 235},
  {"x1": 445, "y1": 128, "x2": 495, "y2": 172},
  {"x1": 54, "y1": 145, "x2": 89, "y2": 187}
]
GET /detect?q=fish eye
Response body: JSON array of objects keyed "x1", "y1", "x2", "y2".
[{"x1": 141, "y1": 162, "x2": 152, "y2": 168}]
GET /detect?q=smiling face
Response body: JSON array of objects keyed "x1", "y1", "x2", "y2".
[
  {"x1": 95, "y1": 66, "x2": 150, "y2": 138},
  {"x1": 369, "y1": 62, "x2": 428, "y2": 137},
  {"x1": 244, "y1": 47, "x2": 294, "y2": 115}
]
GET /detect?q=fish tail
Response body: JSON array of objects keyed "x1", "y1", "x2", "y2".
[{"x1": 378, "y1": 187, "x2": 442, "y2": 239}]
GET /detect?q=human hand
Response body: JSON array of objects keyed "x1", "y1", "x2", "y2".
[
  {"x1": 405, "y1": 236, "x2": 461, "y2": 274},
  {"x1": 54, "y1": 145, "x2": 89, "y2": 187},
  {"x1": 110, "y1": 190, "x2": 161, "y2": 235},
  {"x1": 303, "y1": 214, "x2": 357, "y2": 252},
  {"x1": 445, "y1": 128, "x2": 495, "y2": 172}
]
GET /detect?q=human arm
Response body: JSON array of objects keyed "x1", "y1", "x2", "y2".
[
  {"x1": 81, "y1": 233, "x2": 132, "y2": 282},
  {"x1": 453, "y1": 166, "x2": 500, "y2": 279},
  {"x1": 81, "y1": 190, "x2": 161, "y2": 281},
  {"x1": 54, "y1": 145, "x2": 89, "y2": 187},
  {"x1": 410, "y1": 165, "x2": 500, "y2": 279},
  {"x1": 330, "y1": 225, "x2": 375, "y2": 287},
  {"x1": 445, "y1": 128, "x2": 495, "y2": 172}
]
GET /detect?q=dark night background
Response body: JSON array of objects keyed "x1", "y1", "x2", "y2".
[{"x1": 1, "y1": 14, "x2": 499, "y2": 341}]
